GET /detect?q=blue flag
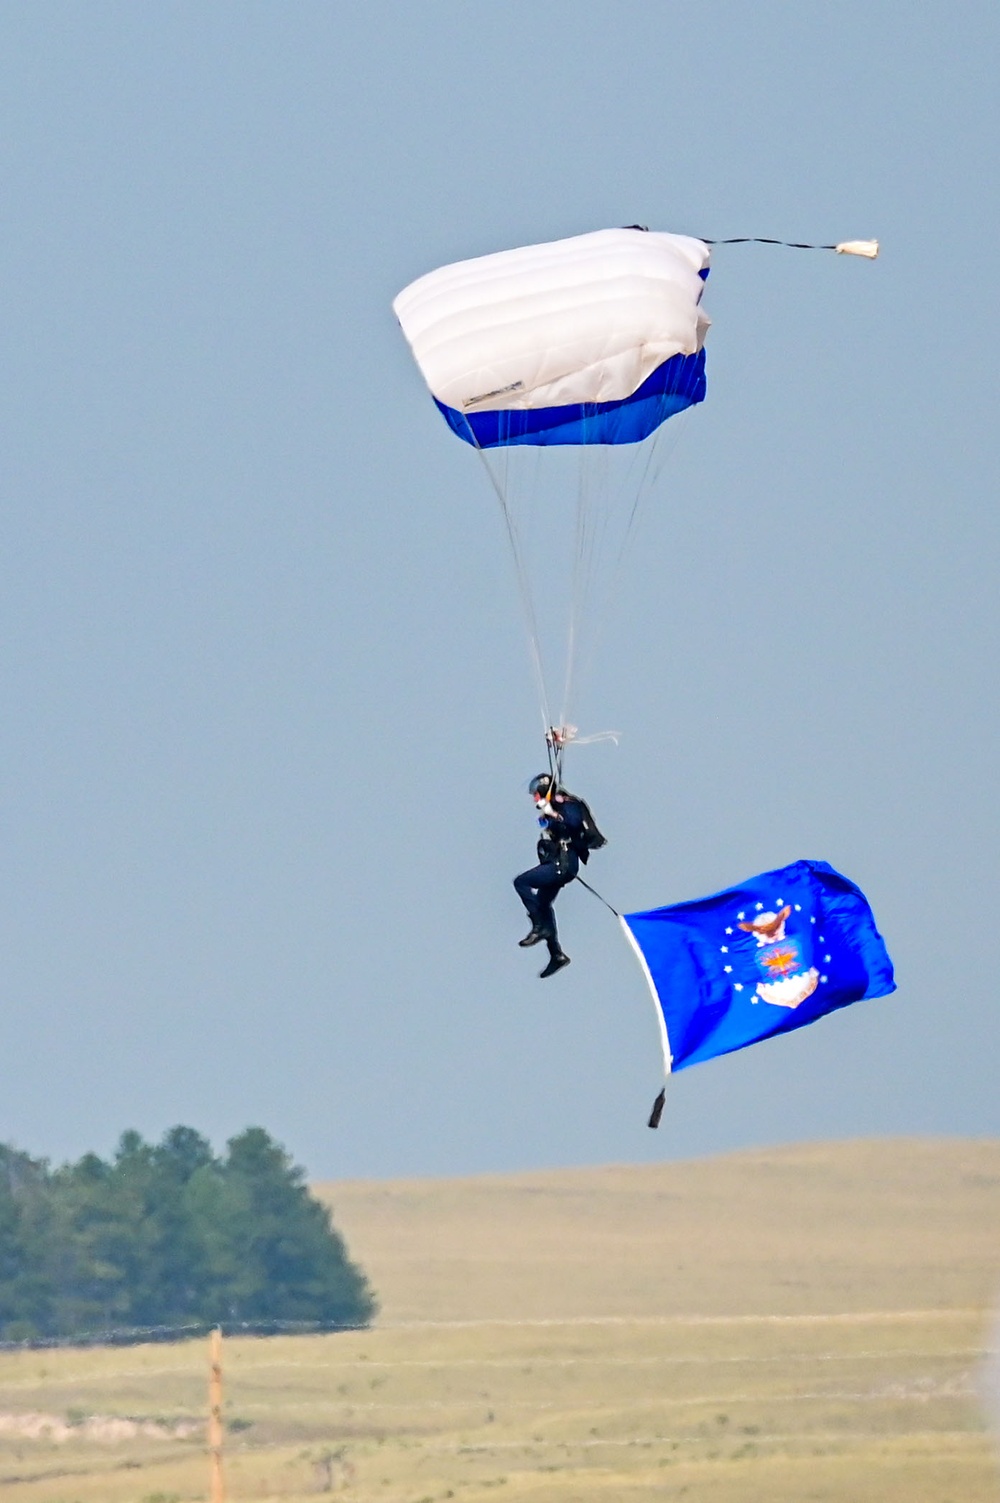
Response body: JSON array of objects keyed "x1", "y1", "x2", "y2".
[{"x1": 621, "y1": 859, "x2": 895, "y2": 1075}]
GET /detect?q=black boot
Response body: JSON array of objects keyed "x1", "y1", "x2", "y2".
[
  {"x1": 518, "y1": 927, "x2": 546, "y2": 947},
  {"x1": 539, "y1": 951, "x2": 571, "y2": 979}
]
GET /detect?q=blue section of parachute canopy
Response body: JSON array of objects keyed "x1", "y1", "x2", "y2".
[
  {"x1": 437, "y1": 348, "x2": 706, "y2": 449},
  {"x1": 622, "y1": 859, "x2": 896, "y2": 1074}
]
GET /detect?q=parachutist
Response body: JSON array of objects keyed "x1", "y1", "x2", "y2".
[{"x1": 513, "y1": 774, "x2": 606, "y2": 978}]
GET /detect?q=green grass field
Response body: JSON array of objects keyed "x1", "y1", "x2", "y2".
[{"x1": 1, "y1": 1138, "x2": 998, "y2": 1501}]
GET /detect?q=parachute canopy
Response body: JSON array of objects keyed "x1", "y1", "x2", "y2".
[
  {"x1": 622, "y1": 859, "x2": 895, "y2": 1076},
  {"x1": 393, "y1": 227, "x2": 711, "y2": 448}
]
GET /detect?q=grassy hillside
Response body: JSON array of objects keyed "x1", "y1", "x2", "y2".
[
  {"x1": 321, "y1": 1136, "x2": 1000, "y2": 1322},
  {"x1": 0, "y1": 1137, "x2": 996, "y2": 1502}
]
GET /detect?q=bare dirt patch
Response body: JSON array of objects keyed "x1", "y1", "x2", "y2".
[{"x1": 0, "y1": 1410, "x2": 198, "y2": 1443}]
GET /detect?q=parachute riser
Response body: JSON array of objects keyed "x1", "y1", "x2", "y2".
[{"x1": 545, "y1": 725, "x2": 571, "y2": 790}]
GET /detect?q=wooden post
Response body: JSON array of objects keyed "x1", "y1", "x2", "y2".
[{"x1": 208, "y1": 1326, "x2": 226, "y2": 1503}]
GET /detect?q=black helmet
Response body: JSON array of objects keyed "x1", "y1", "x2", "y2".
[{"x1": 529, "y1": 773, "x2": 554, "y2": 797}]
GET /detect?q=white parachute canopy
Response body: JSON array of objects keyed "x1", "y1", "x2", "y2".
[{"x1": 393, "y1": 227, "x2": 711, "y2": 422}]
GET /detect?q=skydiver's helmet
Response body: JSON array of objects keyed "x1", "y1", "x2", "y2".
[{"x1": 529, "y1": 774, "x2": 554, "y2": 800}]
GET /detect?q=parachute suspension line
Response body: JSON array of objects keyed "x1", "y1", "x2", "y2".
[
  {"x1": 561, "y1": 414, "x2": 674, "y2": 737},
  {"x1": 465, "y1": 427, "x2": 554, "y2": 742},
  {"x1": 561, "y1": 440, "x2": 582, "y2": 726},
  {"x1": 619, "y1": 421, "x2": 665, "y2": 555},
  {"x1": 561, "y1": 419, "x2": 602, "y2": 731},
  {"x1": 618, "y1": 410, "x2": 686, "y2": 573},
  {"x1": 563, "y1": 431, "x2": 632, "y2": 732},
  {"x1": 611, "y1": 408, "x2": 685, "y2": 585},
  {"x1": 480, "y1": 450, "x2": 552, "y2": 738},
  {"x1": 561, "y1": 484, "x2": 584, "y2": 734},
  {"x1": 561, "y1": 410, "x2": 691, "y2": 732},
  {"x1": 580, "y1": 443, "x2": 614, "y2": 719}
]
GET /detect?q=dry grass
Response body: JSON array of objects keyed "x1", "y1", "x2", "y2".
[
  {"x1": 324, "y1": 1136, "x2": 1000, "y2": 1322},
  {"x1": 0, "y1": 1137, "x2": 997, "y2": 1501}
]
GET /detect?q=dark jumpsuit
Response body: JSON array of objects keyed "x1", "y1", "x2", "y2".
[{"x1": 513, "y1": 797, "x2": 587, "y2": 961}]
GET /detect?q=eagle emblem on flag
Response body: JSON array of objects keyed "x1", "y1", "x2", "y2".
[{"x1": 738, "y1": 905, "x2": 819, "y2": 1008}]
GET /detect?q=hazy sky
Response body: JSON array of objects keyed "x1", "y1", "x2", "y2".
[{"x1": 1, "y1": 3, "x2": 997, "y2": 1179}]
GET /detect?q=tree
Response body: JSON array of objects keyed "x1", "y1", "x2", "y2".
[
  {"x1": 0, "y1": 1146, "x2": 54, "y2": 1339},
  {"x1": 201, "y1": 1128, "x2": 376, "y2": 1327},
  {"x1": 0, "y1": 1127, "x2": 377, "y2": 1343}
]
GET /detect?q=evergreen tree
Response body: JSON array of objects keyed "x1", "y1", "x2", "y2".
[
  {"x1": 208, "y1": 1128, "x2": 375, "y2": 1326},
  {"x1": 0, "y1": 1146, "x2": 54, "y2": 1339},
  {"x1": 0, "y1": 1127, "x2": 377, "y2": 1343}
]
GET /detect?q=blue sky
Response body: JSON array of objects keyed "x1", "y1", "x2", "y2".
[{"x1": 1, "y1": 2, "x2": 997, "y2": 1178}]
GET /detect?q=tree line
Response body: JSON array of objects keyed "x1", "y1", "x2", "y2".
[{"x1": 0, "y1": 1126, "x2": 376, "y2": 1343}]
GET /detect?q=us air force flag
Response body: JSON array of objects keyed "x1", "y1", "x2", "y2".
[{"x1": 621, "y1": 859, "x2": 895, "y2": 1077}]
